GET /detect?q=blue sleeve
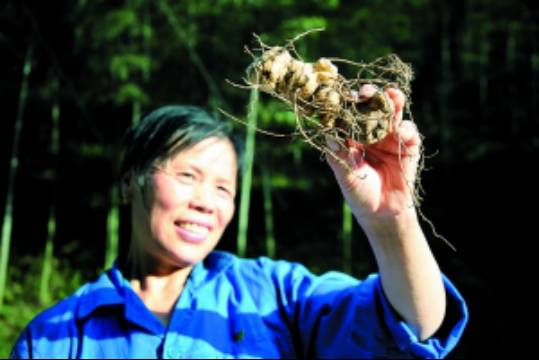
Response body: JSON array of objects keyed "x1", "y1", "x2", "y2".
[
  {"x1": 378, "y1": 274, "x2": 468, "y2": 358},
  {"x1": 263, "y1": 259, "x2": 468, "y2": 358},
  {"x1": 10, "y1": 328, "x2": 32, "y2": 359},
  {"x1": 9, "y1": 292, "x2": 83, "y2": 359}
]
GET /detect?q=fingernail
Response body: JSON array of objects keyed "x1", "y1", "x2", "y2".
[
  {"x1": 358, "y1": 84, "x2": 378, "y2": 101},
  {"x1": 349, "y1": 147, "x2": 364, "y2": 168}
]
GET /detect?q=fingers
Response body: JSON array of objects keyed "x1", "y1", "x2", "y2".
[
  {"x1": 325, "y1": 135, "x2": 365, "y2": 171},
  {"x1": 385, "y1": 87, "x2": 405, "y2": 131},
  {"x1": 325, "y1": 120, "x2": 420, "y2": 160},
  {"x1": 357, "y1": 84, "x2": 406, "y2": 129},
  {"x1": 358, "y1": 84, "x2": 378, "y2": 100},
  {"x1": 385, "y1": 120, "x2": 421, "y2": 157},
  {"x1": 325, "y1": 135, "x2": 341, "y2": 152},
  {"x1": 367, "y1": 119, "x2": 421, "y2": 160},
  {"x1": 397, "y1": 121, "x2": 421, "y2": 182},
  {"x1": 398, "y1": 120, "x2": 421, "y2": 148},
  {"x1": 326, "y1": 84, "x2": 415, "y2": 167},
  {"x1": 384, "y1": 87, "x2": 405, "y2": 116},
  {"x1": 356, "y1": 84, "x2": 405, "y2": 112}
]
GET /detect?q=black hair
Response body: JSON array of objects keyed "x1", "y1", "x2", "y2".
[{"x1": 120, "y1": 105, "x2": 244, "y2": 179}]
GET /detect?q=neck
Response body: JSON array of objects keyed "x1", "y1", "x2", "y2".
[
  {"x1": 120, "y1": 248, "x2": 193, "y2": 319},
  {"x1": 123, "y1": 246, "x2": 193, "y2": 279}
]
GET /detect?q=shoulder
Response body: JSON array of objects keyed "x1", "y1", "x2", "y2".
[
  {"x1": 11, "y1": 289, "x2": 82, "y2": 358},
  {"x1": 202, "y1": 251, "x2": 305, "y2": 297},
  {"x1": 26, "y1": 269, "x2": 116, "y2": 333},
  {"x1": 209, "y1": 250, "x2": 307, "y2": 282},
  {"x1": 11, "y1": 271, "x2": 113, "y2": 358},
  {"x1": 209, "y1": 251, "x2": 358, "y2": 297}
]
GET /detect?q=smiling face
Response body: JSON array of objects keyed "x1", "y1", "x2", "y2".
[{"x1": 130, "y1": 136, "x2": 238, "y2": 272}]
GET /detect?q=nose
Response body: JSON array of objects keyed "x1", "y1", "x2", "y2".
[{"x1": 189, "y1": 183, "x2": 215, "y2": 214}]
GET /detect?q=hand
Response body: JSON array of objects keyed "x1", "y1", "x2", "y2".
[{"x1": 326, "y1": 85, "x2": 421, "y2": 223}]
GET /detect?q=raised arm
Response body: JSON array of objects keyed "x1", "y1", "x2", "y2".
[{"x1": 326, "y1": 85, "x2": 445, "y2": 340}]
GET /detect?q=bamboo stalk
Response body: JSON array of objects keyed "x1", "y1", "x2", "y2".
[
  {"x1": 39, "y1": 77, "x2": 61, "y2": 305},
  {"x1": 104, "y1": 99, "x2": 139, "y2": 270},
  {"x1": 237, "y1": 89, "x2": 258, "y2": 257},
  {"x1": 342, "y1": 201, "x2": 352, "y2": 274},
  {"x1": 261, "y1": 165, "x2": 276, "y2": 258},
  {"x1": 104, "y1": 186, "x2": 120, "y2": 269},
  {"x1": 39, "y1": 216, "x2": 55, "y2": 304},
  {"x1": 0, "y1": 44, "x2": 33, "y2": 309}
]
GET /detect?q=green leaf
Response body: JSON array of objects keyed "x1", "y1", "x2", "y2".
[
  {"x1": 114, "y1": 83, "x2": 150, "y2": 105},
  {"x1": 109, "y1": 54, "x2": 151, "y2": 81},
  {"x1": 96, "y1": 9, "x2": 141, "y2": 42}
]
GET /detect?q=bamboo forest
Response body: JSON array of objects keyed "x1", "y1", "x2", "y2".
[{"x1": 1, "y1": 0, "x2": 537, "y2": 357}]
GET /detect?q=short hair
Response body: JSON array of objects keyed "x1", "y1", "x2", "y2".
[{"x1": 120, "y1": 105, "x2": 244, "y2": 179}]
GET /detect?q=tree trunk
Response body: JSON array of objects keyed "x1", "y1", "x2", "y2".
[{"x1": 0, "y1": 44, "x2": 33, "y2": 309}]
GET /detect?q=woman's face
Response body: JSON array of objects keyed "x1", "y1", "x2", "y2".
[{"x1": 131, "y1": 137, "x2": 238, "y2": 271}]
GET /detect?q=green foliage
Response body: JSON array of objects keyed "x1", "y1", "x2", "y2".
[
  {"x1": 271, "y1": 16, "x2": 328, "y2": 44},
  {"x1": 258, "y1": 99, "x2": 297, "y2": 129},
  {"x1": 0, "y1": 44, "x2": 33, "y2": 310},
  {"x1": 110, "y1": 54, "x2": 151, "y2": 82},
  {"x1": 115, "y1": 83, "x2": 150, "y2": 105},
  {"x1": 0, "y1": 250, "x2": 88, "y2": 358},
  {"x1": 96, "y1": 9, "x2": 141, "y2": 41},
  {"x1": 77, "y1": 143, "x2": 110, "y2": 158},
  {"x1": 71, "y1": 0, "x2": 152, "y2": 105}
]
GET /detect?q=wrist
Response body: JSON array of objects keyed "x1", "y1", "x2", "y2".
[
  {"x1": 356, "y1": 207, "x2": 423, "y2": 251},
  {"x1": 356, "y1": 206, "x2": 418, "y2": 235}
]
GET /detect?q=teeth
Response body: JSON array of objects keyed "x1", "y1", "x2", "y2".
[{"x1": 178, "y1": 222, "x2": 209, "y2": 235}]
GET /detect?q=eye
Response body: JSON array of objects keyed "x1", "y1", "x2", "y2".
[
  {"x1": 217, "y1": 185, "x2": 233, "y2": 197},
  {"x1": 176, "y1": 171, "x2": 196, "y2": 182}
]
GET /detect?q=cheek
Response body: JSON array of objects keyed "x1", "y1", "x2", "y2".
[
  {"x1": 148, "y1": 185, "x2": 187, "y2": 234},
  {"x1": 153, "y1": 179, "x2": 191, "y2": 210},
  {"x1": 217, "y1": 201, "x2": 235, "y2": 229}
]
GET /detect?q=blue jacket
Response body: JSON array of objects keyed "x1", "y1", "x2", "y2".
[{"x1": 11, "y1": 251, "x2": 468, "y2": 358}]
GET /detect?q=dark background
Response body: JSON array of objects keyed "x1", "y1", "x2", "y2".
[{"x1": 1, "y1": 0, "x2": 538, "y2": 357}]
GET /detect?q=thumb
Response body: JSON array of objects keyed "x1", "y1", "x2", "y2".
[
  {"x1": 325, "y1": 136, "x2": 366, "y2": 177},
  {"x1": 384, "y1": 87, "x2": 406, "y2": 130}
]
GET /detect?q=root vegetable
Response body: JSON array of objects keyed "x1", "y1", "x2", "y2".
[
  {"x1": 225, "y1": 33, "x2": 454, "y2": 251},
  {"x1": 246, "y1": 44, "x2": 411, "y2": 146}
]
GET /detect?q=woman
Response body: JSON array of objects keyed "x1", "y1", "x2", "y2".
[{"x1": 11, "y1": 86, "x2": 467, "y2": 358}]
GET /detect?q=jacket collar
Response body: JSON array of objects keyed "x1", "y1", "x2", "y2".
[
  {"x1": 75, "y1": 268, "x2": 124, "y2": 320},
  {"x1": 75, "y1": 251, "x2": 236, "y2": 322}
]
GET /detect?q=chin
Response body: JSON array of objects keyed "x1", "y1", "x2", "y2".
[{"x1": 171, "y1": 244, "x2": 213, "y2": 267}]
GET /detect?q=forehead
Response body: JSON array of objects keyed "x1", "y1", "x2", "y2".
[{"x1": 165, "y1": 137, "x2": 238, "y2": 176}]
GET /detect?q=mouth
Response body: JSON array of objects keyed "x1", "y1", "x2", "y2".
[{"x1": 174, "y1": 220, "x2": 212, "y2": 244}]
